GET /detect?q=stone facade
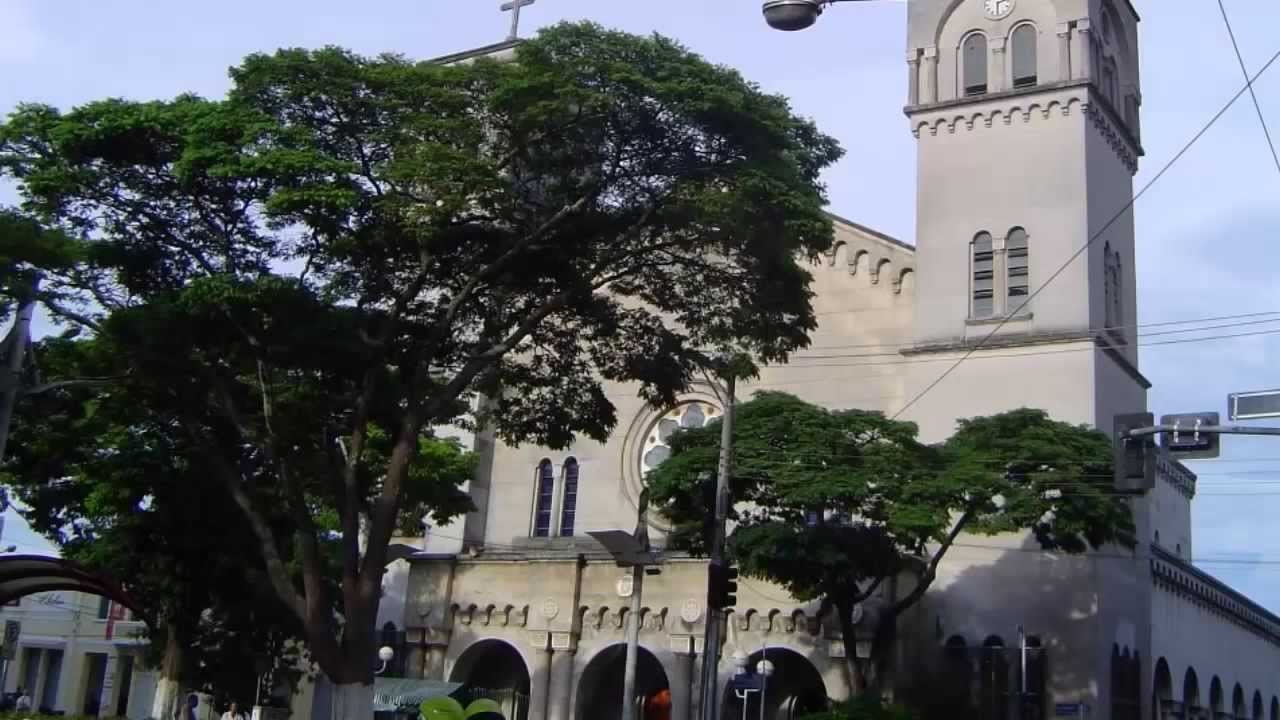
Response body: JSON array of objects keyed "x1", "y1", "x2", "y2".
[{"x1": 394, "y1": 3, "x2": 1280, "y2": 720}]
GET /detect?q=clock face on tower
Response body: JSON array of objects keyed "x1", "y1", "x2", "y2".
[{"x1": 984, "y1": 0, "x2": 1014, "y2": 20}]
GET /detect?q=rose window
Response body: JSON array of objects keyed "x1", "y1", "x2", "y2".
[{"x1": 641, "y1": 402, "x2": 722, "y2": 477}]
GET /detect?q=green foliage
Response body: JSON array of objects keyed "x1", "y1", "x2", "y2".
[
  {"x1": 0, "y1": 208, "x2": 80, "y2": 324},
  {"x1": 798, "y1": 698, "x2": 916, "y2": 720},
  {"x1": 647, "y1": 392, "x2": 1134, "y2": 663},
  {"x1": 419, "y1": 697, "x2": 504, "y2": 720},
  {"x1": 0, "y1": 20, "x2": 840, "y2": 685},
  {"x1": 0, "y1": 335, "x2": 307, "y2": 706}
]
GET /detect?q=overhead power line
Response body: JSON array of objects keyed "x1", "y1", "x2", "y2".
[
  {"x1": 891, "y1": 46, "x2": 1280, "y2": 421},
  {"x1": 801, "y1": 309, "x2": 1280, "y2": 353},
  {"x1": 1216, "y1": 0, "x2": 1280, "y2": 178}
]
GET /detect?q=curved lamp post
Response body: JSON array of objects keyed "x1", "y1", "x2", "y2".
[
  {"x1": 377, "y1": 646, "x2": 395, "y2": 675},
  {"x1": 762, "y1": 0, "x2": 877, "y2": 32}
]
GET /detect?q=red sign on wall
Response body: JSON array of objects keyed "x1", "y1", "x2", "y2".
[{"x1": 105, "y1": 602, "x2": 128, "y2": 640}]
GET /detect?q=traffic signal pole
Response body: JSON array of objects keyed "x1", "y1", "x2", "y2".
[{"x1": 699, "y1": 373, "x2": 736, "y2": 720}]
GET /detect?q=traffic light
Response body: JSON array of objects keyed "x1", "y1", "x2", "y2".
[
  {"x1": 1113, "y1": 413, "x2": 1156, "y2": 493},
  {"x1": 707, "y1": 562, "x2": 739, "y2": 610}
]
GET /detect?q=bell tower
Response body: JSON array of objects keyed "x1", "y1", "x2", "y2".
[{"x1": 899, "y1": 0, "x2": 1148, "y2": 441}]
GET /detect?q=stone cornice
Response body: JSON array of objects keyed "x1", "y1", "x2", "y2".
[
  {"x1": 906, "y1": 81, "x2": 1143, "y2": 173},
  {"x1": 1150, "y1": 544, "x2": 1280, "y2": 647},
  {"x1": 900, "y1": 331, "x2": 1151, "y2": 388},
  {"x1": 427, "y1": 39, "x2": 522, "y2": 66},
  {"x1": 1156, "y1": 452, "x2": 1197, "y2": 500}
]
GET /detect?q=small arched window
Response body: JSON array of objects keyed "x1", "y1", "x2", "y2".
[
  {"x1": 972, "y1": 232, "x2": 995, "y2": 318},
  {"x1": 1024, "y1": 636, "x2": 1046, "y2": 708},
  {"x1": 1011, "y1": 25, "x2": 1038, "y2": 89},
  {"x1": 559, "y1": 458, "x2": 579, "y2": 537},
  {"x1": 1005, "y1": 227, "x2": 1029, "y2": 311},
  {"x1": 963, "y1": 33, "x2": 989, "y2": 96},
  {"x1": 533, "y1": 459, "x2": 555, "y2": 537}
]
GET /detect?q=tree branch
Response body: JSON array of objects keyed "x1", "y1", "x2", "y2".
[{"x1": 889, "y1": 509, "x2": 973, "y2": 617}]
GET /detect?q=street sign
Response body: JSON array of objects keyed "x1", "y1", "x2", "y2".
[
  {"x1": 1229, "y1": 389, "x2": 1280, "y2": 421},
  {"x1": 1160, "y1": 412, "x2": 1220, "y2": 459},
  {"x1": 730, "y1": 674, "x2": 764, "y2": 691},
  {"x1": 3, "y1": 620, "x2": 19, "y2": 660}
]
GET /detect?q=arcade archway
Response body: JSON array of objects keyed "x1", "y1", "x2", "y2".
[
  {"x1": 449, "y1": 639, "x2": 531, "y2": 720},
  {"x1": 723, "y1": 648, "x2": 828, "y2": 720},
  {"x1": 576, "y1": 644, "x2": 670, "y2": 720},
  {"x1": 0, "y1": 555, "x2": 143, "y2": 617}
]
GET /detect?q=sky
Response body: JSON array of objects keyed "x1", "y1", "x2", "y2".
[{"x1": 2, "y1": 0, "x2": 1280, "y2": 611}]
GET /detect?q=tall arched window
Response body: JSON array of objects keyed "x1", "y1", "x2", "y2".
[
  {"x1": 559, "y1": 458, "x2": 579, "y2": 537},
  {"x1": 963, "y1": 33, "x2": 989, "y2": 96},
  {"x1": 980, "y1": 636, "x2": 1009, "y2": 720},
  {"x1": 1011, "y1": 25, "x2": 1038, "y2": 88},
  {"x1": 533, "y1": 459, "x2": 554, "y2": 537},
  {"x1": 1005, "y1": 227, "x2": 1029, "y2": 311},
  {"x1": 1104, "y1": 242, "x2": 1117, "y2": 328},
  {"x1": 972, "y1": 232, "x2": 995, "y2": 318},
  {"x1": 1111, "y1": 253, "x2": 1123, "y2": 330}
]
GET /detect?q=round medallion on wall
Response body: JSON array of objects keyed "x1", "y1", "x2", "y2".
[
  {"x1": 617, "y1": 575, "x2": 635, "y2": 598},
  {"x1": 541, "y1": 598, "x2": 560, "y2": 620},
  {"x1": 983, "y1": 0, "x2": 1015, "y2": 20},
  {"x1": 680, "y1": 599, "x2": 703, "y2": 624}
]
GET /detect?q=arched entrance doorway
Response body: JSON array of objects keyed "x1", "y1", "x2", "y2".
[
  {"x1": 449, "y1": 640, "x2": 531, "y2": 720},
  {"x1": 1152, "y1": 658, "x2": 1172, "y2": 720},
  {"x1": 1183, "y1": 668, "x2": 1200, "y2": 714},
  {"x1": 576, "y1": 644, "x2": 670, "y2": 720},
  {"x1": 723, "y1": 648, "x2": 828, "y2": 720}
]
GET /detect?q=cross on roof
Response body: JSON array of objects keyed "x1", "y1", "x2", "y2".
[{"x1": 500, "y1": 0, "x2": 537, "y2": 42}]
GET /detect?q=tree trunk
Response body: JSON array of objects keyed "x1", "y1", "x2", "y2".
[
  {"x1": 835, "y1": 602, "x2": 868, "y2": 698},
  {"x1": 330, "y1": 682, "x2": 375, "y2": 720},
  {"x1": 151, "y1": 627, "x2": 184, "y2": 720}
]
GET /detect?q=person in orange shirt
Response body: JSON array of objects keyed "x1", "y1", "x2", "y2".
[{"x1": 644, "y1": 688, "x2": 672, "y2": 720}]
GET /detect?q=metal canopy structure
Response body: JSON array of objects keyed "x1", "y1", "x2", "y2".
[{"x1": 0, "y1": 555, "x2": 145, "y2": 621}]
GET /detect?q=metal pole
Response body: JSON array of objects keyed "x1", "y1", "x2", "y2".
[
  {"x1": 700, "y1": 372, "x2": 736, "y2": 720},
  {"x1": 759, "y1": 645, "x2": 767, "y2": 720},
  {"x1": 622, "y1": 564, "x2": 644, "y2": 720},
  {"x1": 1019, "y1": 626, "x2": 1026, "y2": 696},
  {"x1": 0, "y1": 276, "x2": 38, "y2": 465}
]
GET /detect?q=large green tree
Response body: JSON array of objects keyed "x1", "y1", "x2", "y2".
[
  {"x1": 2, "y1": 336, "x2": 307, "y2": 716},
  {"x1": 645, "y1": 392, "x2": 1135, "y2": 693},
  {"x1": 0, "y1": 22, "x2": 841, "y2": 716}
]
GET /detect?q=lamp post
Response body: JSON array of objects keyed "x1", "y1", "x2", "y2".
[
  {"x1": 587, "y1": 494, "x2": 663, "y2": 720},
  {"x1": 376, "y1": 646, "x2": 395, "y2": 675},
  {"x1": 756, "y1": 659, "x2": 775, "y2": 720},
  {"x1": 762, "y1": 0, "x2": 879, "y2": 32}
]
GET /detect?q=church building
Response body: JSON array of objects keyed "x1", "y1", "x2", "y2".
[{"x1": 390, "y1": 2, "x2": 1280, "y2": 719}]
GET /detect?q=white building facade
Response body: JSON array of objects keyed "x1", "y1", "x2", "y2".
[
  {"x1": 0, "y1": 590, "x2": 159, "y2": 718},
  {"x1": 396, "y1": 3, "x2": 1280, "y2": 720}
]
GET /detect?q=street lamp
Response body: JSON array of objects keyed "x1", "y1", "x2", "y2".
[
  {"x1": 373, "y1": 645, "x2": 394, "y2": 671},
  {"x1": 761, "y1": 0, "x2": 875, "y2": 32}
]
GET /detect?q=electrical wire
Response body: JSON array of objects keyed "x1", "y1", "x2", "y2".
[
  {"x1": 788, "y1": 317, "x2": 1280, "y2": 361},
  {"x1": 1216, "y1": 0, "x2": 1280, "y2": 178},
  {"x1": 891, "y1": 46, "x2": 1280, "y2": 421},
  {"x1": 799, "y1": 310, "x2": 1280, "y2": 353}
]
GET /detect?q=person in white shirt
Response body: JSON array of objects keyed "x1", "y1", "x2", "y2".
[
  {"x1": 220, "y1": 700, "x2": 246, "y2": 720},
  {"x1": 14, "y1": 688, "x2": 31, "y2": 711}
]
